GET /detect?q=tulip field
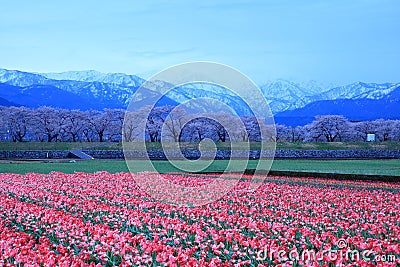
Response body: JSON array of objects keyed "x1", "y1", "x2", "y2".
[{"x1": 0, "y1": 171, "x2": 399, "y2": 266}]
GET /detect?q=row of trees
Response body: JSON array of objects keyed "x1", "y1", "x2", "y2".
[
  {"x1": 124, "y1": 106, "x2": 271, "y2": 143},
  {"x1": 277, "y1": 115, "x2": 400, "y2": 142},
  {"x1": 0, "y1": 106, "x2": 124, "y2": 142},
  {"x1": 1, "y1": 106, "x2": 399, "y2": 142},
  {"x1": 0, "y1": 106, "x2": 270, "y2": 143}
]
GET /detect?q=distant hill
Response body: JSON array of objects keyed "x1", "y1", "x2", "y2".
[
  {"x1": 0, "y1": 82, "x2": 105, "y2": 110},
  {"x1": 275, "y1": 85, "x2": 400, "y2": 126},
  {"x1": 0, "y1": 96, "x2": 18, "y2": 107}
]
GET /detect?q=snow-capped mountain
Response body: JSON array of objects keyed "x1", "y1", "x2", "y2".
[
  {"x1": 0, "y1": 69, "x2": 141, "y2": 109},
  {"x1": 259, "y1": 79, "x2": 329, "y2": 112},
  {"x1": 275, "y1": 81, "x2": 400, "y2": 125},
  {"x1": 275, "y1": 84, "x2": 400, "y2": 126},
  {"x1": 319, "y1": 82, "x2": 399, "y2": 100},
  {"x1": 0, "y1": 68, "x2": 399, "y2": 124},
  {"x1": 162, "y1": 83, "x2": 253, "y2": 115},
  {"x1": 42, "y1": 70, "x2": 145, "y2": 87},
  {"x1": 0, "y1": 68, "x2": 49, "y2": 87}
]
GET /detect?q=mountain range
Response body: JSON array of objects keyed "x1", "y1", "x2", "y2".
[{"x1": 0, "y1": 68, "x2": 399, "y2": 126}]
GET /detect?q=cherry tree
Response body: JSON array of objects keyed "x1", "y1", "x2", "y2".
[
  {"x1": 292, "y1": 126, "x2": 305, "y2": 142},
  {"x1": 205, "y1": 113, "x2": 233, "y2": 143},
  {"x1": 276, "y1": 125, "x2": 305, "y2": 142},
  {"x1": 0, "y1": 106, "x2": 32, "y2": 142},
  {"x1": 123, "y1": 110, "x2": 142, "y2": 142},
  {"x1": 353, "y1": 120, "x2": 377, "y2": 141},
  {"x1": 106, "y1": 108, "x2": 125, "y2": 141},
  {"x1": 62, "y1": 109, "x2": 86, "y2": 142},
  {"x1": 240, "y1": 116, "x2": 263, "y2": 142},
  {"x1": 31, "y1": 107, "x2": 67, "y2": 142},
  {"x1": 162, "y1": 107, "x2": 187, "y2": 142},
  {"x1": 179, "y1": 117, "x2": 209, "y2": 142},
  {"x1": 374, "y1": 119, "x2": 396, "y2": 141},
  {"x1": 306, "y1": 115, "x2": 349, "y2": 142},
  {"x1": 145, "y1": 106, "x2": 173, "y2": 142},
  {"x1": 85, "y1": 109, "x2": 114, "y2": 142},
  {"x1": 389, "y1": 120, "x2": 400, "y2": 141}
]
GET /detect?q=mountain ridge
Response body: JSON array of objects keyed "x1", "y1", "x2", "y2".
[
  {"x1": 275, "y1": 85, "x2": 400, "y2": 126},
  {"x1": 0, "y1": 68, "x2": 399, "y2": 125}
]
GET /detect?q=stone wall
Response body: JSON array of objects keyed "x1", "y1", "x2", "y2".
[
  {"x1": 88, "y1": 149, "x2": 400, "y2": 159},
  {"x1": 0, "y1": 150, "x2": 70, "y2": 159},
  {"x1": 274, "y1": 149, "x2": 400, "y2": 159}
]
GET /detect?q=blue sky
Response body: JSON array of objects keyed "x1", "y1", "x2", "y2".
[{"x1": 0, "y1": 0, "x2": 399, "y2": 84}]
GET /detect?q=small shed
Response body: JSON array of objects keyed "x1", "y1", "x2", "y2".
[{"x1": 366, "y1": 133, "x2": 375, "y2": 142}]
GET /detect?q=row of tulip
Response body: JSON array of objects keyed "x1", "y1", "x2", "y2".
[{"x1": 0, "y1": 171, "x2": 399, "y2": 266}]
